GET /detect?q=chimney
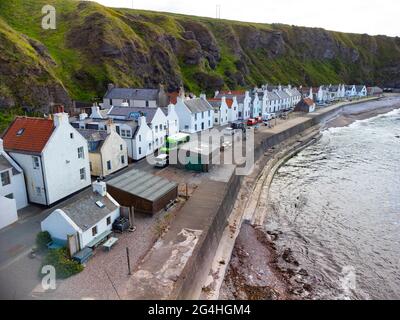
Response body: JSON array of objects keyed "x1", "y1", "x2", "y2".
[
  {"x1": 214, "y1": 90, "x2": 220, "y2": 98},
  {"x1": 200, "y1": 93, "x2": 207, "y2": 100},
  {"x1": 107, "y1": 83, "x2": 115, "y2": 91},
  {"x1": 53, "y1": 105, "x2": 69, "y2": 127},
  {"x1": 90, "y1": 104, "x2": 103, "y2": 119},
  {"x1": 168, "y1": 104, "x2": 175, "y2": 115},
  {"x1": 106, "y1": 119, "x2": 115, "y2": 134},
  {"x1": 138, "y1": 115, "x2": 147, "y2": 127},
  {"x1": 93, "y1": 179, "x2": 107, "y2": 197},
  {"x1": 79, "y1": 112, "x2": 88, "y2": 121}
]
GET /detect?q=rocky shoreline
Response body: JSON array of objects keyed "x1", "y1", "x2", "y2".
[{"x1": 219, "y1": 96, "x2": 400, "y2": 300}]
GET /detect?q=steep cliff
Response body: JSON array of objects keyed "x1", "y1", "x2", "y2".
[{"x1": 1, "y1": 0, "x2": 400, "y2": 109}]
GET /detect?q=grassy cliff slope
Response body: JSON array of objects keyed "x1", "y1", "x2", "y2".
[{"x1": 1, "y1": 0, "x2": 400, "y2": 110}]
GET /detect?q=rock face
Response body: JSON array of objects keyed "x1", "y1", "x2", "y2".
[{"x1": 1, "y1": 0, "x2": 400, "y2": 109}]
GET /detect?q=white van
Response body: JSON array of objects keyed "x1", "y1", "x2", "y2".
[
  {"x1": 262, "y1": 113, "x2": 272, "y2": 121},
  {"x1": 154, "y1": 154, "x2": 169, "y2": 168}
]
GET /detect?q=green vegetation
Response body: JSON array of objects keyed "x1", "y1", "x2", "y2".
[
  {"x1": 36, "y1": 231, "x2": 53, "y2": 251},
  {"x1": 42, "y1": 248, "x2": 84, "y2": 279},
  {"x1": 0, "y1": 0, "x2": 399, "y2": 119}
]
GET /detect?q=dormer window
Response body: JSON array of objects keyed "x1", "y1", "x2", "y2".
[{"x1": 16, "y1": 128, "x2": 25, "y2": 136}]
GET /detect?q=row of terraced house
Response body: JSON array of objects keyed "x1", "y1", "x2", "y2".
[{"x1": 0, "y1": 82, "x2": 378, "y2": 229}]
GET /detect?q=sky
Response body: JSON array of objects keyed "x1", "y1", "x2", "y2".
[{"x1": 92, "y1": 0, "x2": 400, "y2": 37}]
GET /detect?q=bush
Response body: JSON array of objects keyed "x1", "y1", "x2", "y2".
[
  {"x1": 36, "y1": 231, "x2": 52, "y2": 251},
  {"x1": 42, "y1": 248, "x2": 84, "y2": 279}
]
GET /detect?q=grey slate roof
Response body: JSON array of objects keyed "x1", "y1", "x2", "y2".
[
  {"x1": 184, "y1": 98, "x2": 213, "y2": 113},
  {"x1": 266, "y1": 92, "x2": 280, "y2": 101},
  {"x1": 207, "y1": 100, "x2": 222, "y2": 109},
  {"x1": 77, "y1": 129, "x2": 108, "y2": 142},
  {"x1": 108, "y1": 106, "x2": 158, "y2": 122},
  {"x1": 61, "y1": 190, "x2": 118, "y2": 232},
  {"x1": 107, "y1": 169, "x2": 178, "y2": 202},
  {"x1": 104, "y1": 88, "x2": 159, "y2": 101},
  {"x1": 215, "y1": 93, "x2": 245, "y2": 104}
]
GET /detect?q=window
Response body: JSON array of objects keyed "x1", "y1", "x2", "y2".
[
  {"x1": 208, "y1": 120, "x2": 211, "y2": 127},
  {"x1": 5, "y1": 193, "x2": 14, "y2": 200},
  {"x1": 139, "y1": 135, "x2": 142, "y2": 142},
  {"x1": 16, "y1": 128, "x2": 25, "y2": 136},
  {"x1": 202, "y1": 112, "x2": 205, "y2": 119},
  {"x1": 80, "y1": 168, "x2": 86, "y2": 180},
  {"x1": 155, "y1": 138, "x2": 159, "y2": 146},
  {"x1": 145, "y1": 101, "x2": 149, "y2": 107},
  {"x1": 36, "y1": 187, "x2": 41, "y2": 195},
  {"x1": 155, "y1": 126, "x2": 158, "y2": 133},
  {"x1": 195, "y1": 124, "x2": 198, "y2": 131},
  {"x1": 78, "y1": 147, "x2": 84, "y2": 159},
  {"x1": 121, "y1": 155, "x2": 125, "y2": 164},
  {"x1": 149, "y1": 143, "x2": 151, "y2": 150},
  {"x1": 107, "y1": 217, "x2": 111, "y2": 226},
  {"x1": 32, "y1": 156, "x2": 40, "y2": 169},
  {"x1": 1, "y1": 171, "x2": 11, "y2": 186},
  {"x1": 90, "y1": 162, "x2": 93, "y2": 172},
  {"x1": 139, "y1": 147, "x2": 142, "y2": 155},
  {"x1": 194, "y1": 114, "x2": 197, "y2": 121},
  {"x1": 121, "y1": 129, "x2": 126, "y2": 137},
  {"x1": 120, "y1": 144, "x2": 123, "y2": 151},
  {"x1": 92, "y1": 226, "x2": 98, "y2": 237},
  {"x1": 70, "y1": 133, "x2": 74, "y2": 139},
  {"x1": 107, "y1": 161, "x2": 112, "y2": 171},
  {"x1": 109, "y1": 99, "x2": 112, "y2": 105}
]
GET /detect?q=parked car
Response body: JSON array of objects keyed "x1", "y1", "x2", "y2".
[
  {"x1": 223, "y1": 127, "x2": 235, "y2": 136},
  {"x1": 255, "y1": 116, "x2": 263, "y2": 123},
  {"x1": 262, "y1": 113, "x2": 272, "y2": 121},
  {"x1": 113, "y1": 217, "x2": 130, "y2": 233},
  {"x1": 247, "y1": 118, "x2": 257, "y2": 126},
  {"x1": 263, "y1": 120, "x2": 272, "y2": 127},
  {"x1": 231, "y1": 121, "x2": 245, "y2": 130},
  {"x1": 154, "y1": 154, "x2": 169, "y2": 168}
]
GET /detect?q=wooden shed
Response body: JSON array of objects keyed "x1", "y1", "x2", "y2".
[{"x1": 106, "y1": 169, "x2": 178, "y2": 215}]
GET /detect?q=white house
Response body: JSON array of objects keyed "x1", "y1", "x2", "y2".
[
  {"x1": 175, "y1": 97, "x2": 214, "y2": 133},
  {"x1": 3, "y1": 108, "x2": 91, "y2": 206},
  {"x1": 0, "y1": 139, "x2": 28, "y2": 229},
  {"x1": 41, "y1": 181, "x2": 120, "y2": 251},
  {"x1": 107, "y1": 105, "x2": 168, "y2": 153},
  {"x1": 251, "y1": 92, "x2": 261, "y2": 118},
  {"x1": 161, "y1": 104, "x2": 180, "y2": 137},
  {"x1": 284, "y1": 86, "x2": 302, "y2": 108},
  {"x1": 345, "y1": 85, "x2": 357, "y2": 98},
  {"x1": 356, "y1": 85, "x2": 368, "y2": 97},
  {"x1": 78, "y1": 123, "x2": 128, "y2": 177},
  {"x1": 208, "y1": 98, "x2": 230, "y2": 126},
  {"x1": 215, "y1": 90, "x2": 252, "y2": 120},
  {"x1": 102, "y1": 84, "x2": 169, "y2": 109}
]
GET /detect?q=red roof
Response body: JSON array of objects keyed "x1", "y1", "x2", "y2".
[
  {"x1": 303, "y1": 98, "x2": 315, "y2": 106},
  {"x1": 220, "y1": 90, "x2": 245, "y2": 96},
  {"x1": 2, "y1": 117, "x2": 55, "y2": 154},
  {"x1": 207, "y1": 98, "x2": 234, "y2": 108},
  {"x1": 167, "y1": 92, "x2": 179, "y2": 105}
]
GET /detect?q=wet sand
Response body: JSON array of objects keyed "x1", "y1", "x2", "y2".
[{"x1": 220, "y1": 95, "x2": 400, "y2": 300}]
